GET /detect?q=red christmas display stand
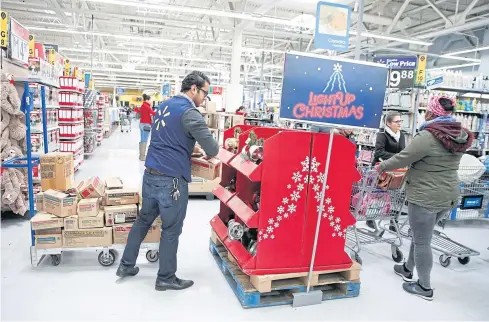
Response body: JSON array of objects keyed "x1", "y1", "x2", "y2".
[{"x1": 211, "y1": 126, "x2": 360, "y2": 275}]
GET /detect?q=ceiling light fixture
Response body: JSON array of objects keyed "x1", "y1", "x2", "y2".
[
  {"x1": 26, "y1": 27, "x2": 232, "y2": 49},
  {"x1": 444, "y1": 45, "x2": 489, "y2": 56},
  {"x1": 349, "y1": 30, "x2": 432, "y2": 46}
]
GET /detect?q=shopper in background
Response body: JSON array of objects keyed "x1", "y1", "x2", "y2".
[
  {"x1": 236, "y1": 106, "x2": 246, "y2": 116},
  {"x1": 367, "y1": 111, "x2": 406, "y2": 230},
  {"x1": 375, "y1": 96, "x2": 473, "y2": 301},
  {"x1": 134, "y1": 93, "x2": 155, "y2": 161},
  {"x1": 116, "y1": 71, "x2": 219, "y2": 291}
]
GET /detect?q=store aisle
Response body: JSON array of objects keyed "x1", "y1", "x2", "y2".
[{"x1": 2, "y1": 123, "x2": 489, "y2": 321}]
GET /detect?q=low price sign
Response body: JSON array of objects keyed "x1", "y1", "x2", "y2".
[
  {"x1": 375, "y1": 56, "x2": 417, "y2": 89},
  {"x1": 280, "y1": 53, "x2": 388, "y2": 129}
]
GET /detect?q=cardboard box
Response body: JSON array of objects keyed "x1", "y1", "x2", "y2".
[
  {"x1": 62, "y1": 227, "x2": 112, "y2": 248},
  {"x1": 77, "y1": 198, "x2": 100, "y2": 218},
  {"x1": 105, "y1": 177, "x2": 123, "y2": 190},
  {"x1": 104, "y1": 189, "x2": 139, "y2": 206},
  {"x1": 35, "y1": 192, "x2": 44, "y2": 212},
  {"x1": 34, "y1": 228, "x2": 62, "y2": 235},
  {"x1": 205, "y1": 113, "x2": 219, "y2": 129},
  {"x1": 113, "y1": 223, "x2": 161, "y2": 244},
  {"x1": 79, "y1": 210, "x2": 104, "y2": 229},
  {"x1": 40, "y1": 152, "x2": 74, "y2": 191},
  {"x1": 104, "y1": 204, "x2": 138, "y2": 226},
  {"x1": 206, "y1": 101, "x2": 217, "y2": 114},
  {"x1": 232, "y1": 115, "x2": 245, "y2": 126},
  {"x1": 31, "y1": 212, "x2": 64, "y2": 230},
  {"x1": 191, "y1": 157, "x2": 221, "y2": 180},
  {"x1": 35, "y1": 234, "x2": 62, "y2": 248},
  {"x1": 77, "y1": 176, "x2": 105, "y2": 199},
  {"x1": 43, "y1": 189, "x2": 77, "y2": 218},
  {"x1": 64, "y1": 215, "x2": 79, "y2": 230}
]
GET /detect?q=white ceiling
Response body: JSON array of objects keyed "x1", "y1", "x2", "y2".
[{"x1": 3, "y1": 0, "x2": 489, "y2": 90}]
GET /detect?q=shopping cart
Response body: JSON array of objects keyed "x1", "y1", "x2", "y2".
[
  {"x1": 346, "y1": 167, "x2": 406, "y2": 265},
  {"x1": 396, "y1": 165, "x2": 486, "y2": 267},
  {"x1": 119, "y1": 112, "x2": 131, "y2": 133}
]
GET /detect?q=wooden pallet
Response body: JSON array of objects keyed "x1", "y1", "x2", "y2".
[{"x1": 209, "y1": 236, "x2": 361, "y2": 308}]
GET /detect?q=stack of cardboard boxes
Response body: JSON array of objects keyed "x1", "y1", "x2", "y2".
[{"x1": 32, "y1": 152, "x2": 161, "y2": 249}]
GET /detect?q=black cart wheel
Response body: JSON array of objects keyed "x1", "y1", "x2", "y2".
[
  {"x1": 458, "y1": 257, "x2": 470, "y2": 265},
  {"x1": 146, "y1": 250, "x2": 159, "y2": 263},
  {"x1": 51, "y1": 254, "x2": 61, "y2": 266},
  {"x1": 98, "y1": 250, "x2": 116, "y2": 267},
  {"x1": 439, "y1": 255, "x2": 451, "y2": 267},
  {"x1": 392, "y1": 248, "x2": 403, "y2": 263}
]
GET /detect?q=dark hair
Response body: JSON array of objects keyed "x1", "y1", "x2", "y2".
[
  {"x1": 181, "y1": 71, "x2": 211, "y2": 92},
  {"x1": 385, "y1": 111, "x2": 401, "y2": 124},
  {"x1": 439, "y1": 97, "x2": 455, "y2": 112},
  {"x1": 142, "y1": 93, "x2": 150, "y2": 101},
  {"x1": 237, "y1": 106, "x2": 244, "y2": 111}
]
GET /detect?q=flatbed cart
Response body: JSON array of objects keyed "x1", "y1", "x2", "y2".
[
  {"x1": 346, "y1": 167, "x2": 406, "y2": 265},
  {"x1": 30, "y1": 243, "x2": 159, "y2": 267}
]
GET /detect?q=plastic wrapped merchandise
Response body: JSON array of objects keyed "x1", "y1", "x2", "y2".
[{"x1": 84, "y1": 132, "x2": 97, "y2": 153}]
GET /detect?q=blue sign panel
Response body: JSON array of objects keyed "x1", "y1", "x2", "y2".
[
  {"x1": 280, "y1": 53, "x2": 388, "y2": 129},
  {"x1": 162, "y1": 83, "x2": 171, "y2": 96},
  {"x1": 426, "y1": 75, "x2": 444, "y2": 87},
  {"x1": 375, "y1": 56, "x2": 417, "y2": 69},
  {"x1": 314, "y1": 2, "x2": 351, "y2": 52},
  {"x1": 84, "y1": 72, "x2": 91, "y2": 88},
  {"x1": 116, "y1": 87, "x2": 125, "y2": 94}
]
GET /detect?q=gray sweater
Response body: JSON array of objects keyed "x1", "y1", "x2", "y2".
[{"x1": 181, "y1": 108, "x2": 219, "y2": 157}]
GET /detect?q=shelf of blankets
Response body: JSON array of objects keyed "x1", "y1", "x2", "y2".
[
  {"x1": 58, "y1": 108, "x2": 83, "y2": 122},
  {"x1": 59, "y1": 137, "x2": 84, "y2": 156},
  {"x1": 59, "y1": 76, "x2": 85, "y2": 93},
  {"x1": 58, "y1": 91, "x2": 83, "y2": 107},
  {"x1": 59, "y1": 122, "x2": 84, "y2": 140}
]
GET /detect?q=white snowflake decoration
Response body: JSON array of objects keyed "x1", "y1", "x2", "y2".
[
  {"x1": 264, "y1": 233, "x2": 269, "y2": 239},
  {"x1": 292, "y1": 171, "x2": 302, "y2": 183},
  {"x1": 287, "y1": 184, "x2": 292, "y2": 189},
  {"x1": 334, "y1": 224, "x2": 341, "y2": 232},
  {"x1": 328, "y1": 214, "x2": 334, "y2": 221},
  {"x1": 282, "y1": 197, "x2": 289, "y2": 204},
  {"x1": 325, "y1": 197, "x2": 332, "y2": 204},
  {"x1": 314, "y1": 193, "x2": 322, "y2": 202},
  {"x1": 268, "y1": 218, "x2": 274, "y2": 225},
  {"x1": 317, "y1": 205, "x2": 324, "y2": 214},
  {"x1": 288, "y1": 204, "x2": 297, "y2": 213},
  {"x1": 284, "y1": 213, "x2": 289, "y2": 218},
  {"x1": 326, "y1": 185, "x2": 330, "y2": 190},
  {"x1": 259, "y1": 230, "x2": 263, "y2": 235},
  {"x1": 270, "y1": 234, "x2": 275, "y2": 239},
  {"x1": 291, "y1": 191, "x2": 300, "y2": 201},
  {"x1": 313, "y1": 184, "x2": 320, "y2": 192},
  {"x1": 338, "y1": 231, "x2": 343, "y2": 237},
  {"x1": 274, "y1": 222, "x2": 279, "y2": 228},
  {"x1": 328, "y1": 206, "x2": 335, "y2": 213},
  {"x1": 258, "y1": 236, "x2": 262, "y2": 241},
  {"x1": 277, "y1": 206, "x2": 285, "y2": 214},
  {"x1": 276, "y1": 215, "x2": 282, "y2": 221},
  {"x1": 330, "y1": 221, "x2": 335, "y2": 226},
  {"x1": 301, "y1": 156, "x2": 310, "y2": 172},
  {"x1": 322, "y1": 213, "x2": 328, "y2": 218},
  {"x1": 332, "y1": 232, "x2": 336, "y2": 237},
  {"x1": 267, "y1": 226, "x2": 274, "y2": 233},
  {"x1": 297, "y1": 183, "x2": 304, "y2": 191},
  {"x1": 311, "y1": 157, "x2": 320, "y2": 173},
  {"x1": 335, "y1": 217, "x2": 341, "y2": 223},
  {"x1": 333, "y1": 63, "x2": 342, "y2": 73},
  {"x1": 317, "y1": 173, "x2": 325, "y2": 183}
]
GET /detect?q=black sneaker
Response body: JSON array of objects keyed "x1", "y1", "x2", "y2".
[
  {"x1": 394, "y1": 263, "x2": 414, "y2": 282},
  {"x1": 403, "y1": 281, "x2": 434, "y2": 301},
  {"x1": 116, "y1": 265, "x2": 139, "y2": 278}
]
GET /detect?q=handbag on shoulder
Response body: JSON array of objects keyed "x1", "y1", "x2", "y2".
[{"x1": 377, "y1": 168, "x2": 407, "y2": 190}]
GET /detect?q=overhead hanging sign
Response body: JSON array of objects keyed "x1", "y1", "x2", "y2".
[
  {"x1": 1, "y1": 11, "x2": 8, "y2": 48},
  {"x1": 415, "y1": 54, "x2": 427, "y2": 85},
  {"x1": 161, "y1": 83, "x2": 171, "y2": 96},
  {"x1": 8, "y1": 18, "x2": 29, "y2": 68},
  {"x1": 387, "y1": 69, "x2": 415, "y2": 89},
  {"x1": 116, "y1": 87, "x2": 125, "y2": 94},
  {"x1": 209, "y1": 86, "x2": 223, "y2": 95},
  {"x1": 280, "y1": 53, "x2": 388, "y2": 129},
  {"x1": 314, "y1": 2, "x2": 351, "y2": 52},
  {"x1": 375, "y1": 56, "x2": 417, "y2": 69}
]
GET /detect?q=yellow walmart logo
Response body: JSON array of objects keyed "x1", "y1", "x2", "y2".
[{"x1": 155, "y1": 106, "x2": 171, "y2": 130}]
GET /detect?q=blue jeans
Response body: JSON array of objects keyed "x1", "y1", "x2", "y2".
[
  {"x1": 120, "y1": 171, "x2": 189, "y2": 282},
  {"x1": 139, "y1": 123, "x2": 150, "y2": 143}
]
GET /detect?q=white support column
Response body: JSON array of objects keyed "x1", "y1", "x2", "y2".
[
  {"x1": 479, "y1": 29, "x2": 489, "y2": 76},
  {"x1": 225, "y1": 28, "x2": 244, "y2": 112}
]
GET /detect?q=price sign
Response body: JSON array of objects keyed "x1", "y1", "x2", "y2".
[
  {"x1": 9, "y1": 18, "x2": 29, "y2": 67},
  {"x1": 387, "y1": 69, "x2": 415, "y2": 89},
  {"x1": 0, "y1": 11, "x2": 8, "y2": 48}
]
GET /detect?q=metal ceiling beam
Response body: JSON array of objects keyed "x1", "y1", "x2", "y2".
[
  {"x1": 425, "y1": 0, "x2": 452, "y2": 25},
  {"x1": 385, "y1": 0, "x2": 411, "y2": 34}
]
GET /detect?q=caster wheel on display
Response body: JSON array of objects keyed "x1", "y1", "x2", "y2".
[
  {"x1": 98, "y1": 250, "x2": 116, "y2": 267},
  {"x1": 458, "y1": 257, "x2": 470, "y2": 265},
  {"x1": 146, "y1": 250, "x2": 159, "y2": 263},
  {"x1": 391, "y1": 248, "x2": 403, "y2": 263},
  {"x1": 51, "y1": 254, "x2": 61, "y2": 266},
  {"x1": 439, "y1": 255, "x2": 451, "y2": 267}
]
